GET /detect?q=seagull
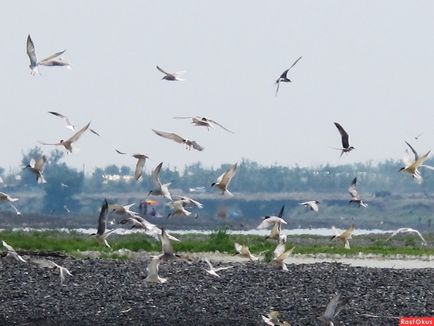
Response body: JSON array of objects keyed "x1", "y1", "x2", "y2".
[
  {"x1": 203, "y1": 258, "x2": 233, "y2": 278},
  {"x1": 331, "y1": 224, "x2": 355, "y2": 249},
  {"x1": 39, "y1": 121, "x2": 91, "y2": 153},
  {"x1": 145, "y1": 256, "x2": 168, "y2": 283},
  {"x1": 91, "y1": 199, "x2": 115, "y2": 248},
  {"x1": 333, "y1": 122, "x2": 355, "y2": 157},
  {"x1": 386, "y1": 228, "x2": 427, "y2": 246},
  {"x1": 272, "y1": 237, "x2": 295, "y2": 271},
  {"x1": 147, "y1": 162, "x2": 172, "y2": 201},
  {"x1": 1, "y1": 240, "x2": 26, "y2": 262},
  {"x1": 159, "y1": 228, "x2": 177, "y2": 259},
  {"x1": 400, "y1": 141, "x2": 433, "y2": 183},
  {"x1": 48, "y1": 111, "x2": 100, "y2": 136},
  {"x1": 152, "y1": 129, "x2": 204, "y2": 151},
  {"x1": 167, "y1": 199, "x2": 194, "y2": 218},
  {"x1": 132, "y1": 154, "x2": 148, "y2": 181},
  {"x1": 0, "y1": 192, "x2": 21, "y2": 215},
  {"x1": 211, "y1": 162, "x2": 238, "y2": 196},
  {"x1": 173, "y1": 195, "x2": 203, "y2": 209},
  {"x1": 156, "y1": 65, "x2": 185, "y2": 81},
  {"x1": 25, "y1": 155, "x2": 47, "y2": 184},
  {"x1": 275, "y1": 56, "x2": 302, "y2": 96},
  {"x1": 257, "y1": 215, "x2": 287, "y2": 230},
  {"x1": 348, "y1": 177, "x2": 367, "y2": 207},
  {"x1": 32, "y1": 259, "x2": 72, "y2": 284},
  {"x1": 262, "y1": 310, "x2": 290, "y2": 326},
  {"x1": 234, "y1": 242, "x2": 258, "y2": 261},
  {"x1": 173, "y1": 116, "x2": 234, "y2": 133},
  {"x1": 109, "y1": 203, "x2": 139, "y2": 218},
  {"x1": 318, "y1": 293, "x2": 346, "y2": 325},
  {"x1": 26, "y1": 35, "x2": 70, "y2": 75},
  {"x1": 263, "y1": 205, "x2": 286, "y2": 241},
  {"x1": 119, "y1": 214, "x2": 180, "y2": 242},
  {"x1": 299, "y1": 200, "x2": 320, "y2": 212}
]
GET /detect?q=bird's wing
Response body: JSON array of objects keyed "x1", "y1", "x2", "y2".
[
  {"x1": 412, "y1": 229, "x2": 427, "y2": 244},
  {"x1": 405, "y1": 141, "x2": 419, "y2": 160},
  {"x1": 204, "y1": 258, "x2": 214, "y2": 270},
  {"x1": 156, "y1": 65, "x2": 169, "y2": 75},
  {"x1": 90, "y1": 129, "x2": 100, "y2": 136},
  {"x1": 48, "y1": 111, "x2": 72, "y2": 125},
  {"x1": 151, "y1": 162, "x2": 164, "y2": 187},
  {"x1": 214, "y1": 266, "x2": 234, "y2": 272},
  {"x1": 341, "y1": 225, "x2": 355, "y2": 239},
  {"x1": 277, "y1": 205, "x2": 285, "y2": 218},
  {"x1": 191, "y1": 141, "x2": 204, "y2": 151},
  {"x1": 34, "y1": 155, "x2": 47, "y2": 171},
  {"x1": 97, "y1": 199, "x2": 109, "y2": 235},
  {"x1": 322, "y1": 293, "x2": 341, "y2": 320},
  {"x1": 133, "y1": 154, "x2": 148, "y2": 180},
  {"x1": 26, "y1": 35, "x2": 37, "y2": 66},
  {"x1": 160, "y1": 229, "x2": 174, "y2": 255},
  {"x1": 273, "y1": 242, "x2": 286, "y2": 259},
  {"x1": 67, "y1": 121, "x2": 91, "y2": 143},
  {"x1": 403, "y1": 149, "x2": 413, "y2": 166},
  {"x1": 348, "y1": 177, "x2": 359, "y2": 199},
  {"x1": 152, "y1": 129, "x2": 185, "y2": 144},
  {"x1": 208, "y1": 119, "x2": 234, "y2": 133},
  {"x1": 334, "y1": 122, "x2": 350, "y2": 149},
  {"x1": 2, "y1": 240, "x2": 15, "y2": 252},
  {"x1": 234, "y1": 242, "x2": 242, "y2": 253},
  {"x1": 287, "y1": 56, "x2": 303, "y2": 72},
  {"x1": 38, "y1": 140, "x2": 62, "y2": 146},
  {"x1": 173, "y1": 116, "x2": 193, "y2": 119},
  {"x1": 115, "y1": 149, "x2": 128, "y2": 155},
  {"x1": 275, "y1": 80, "x2": 281, "y2": 96},
  {"x1": 279, "y1": 68, "x2": 290, "y2": 80},
  {"x1": 220, "y1": 163, "x2": 238, "y2": 186},
  {"x1": 38, "y1": 50, "x2": 66, "y2": 65}
]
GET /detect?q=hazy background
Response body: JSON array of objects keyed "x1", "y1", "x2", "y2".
[{"x1": 1, "y1": 1, "x2": 434, "y2": 174}]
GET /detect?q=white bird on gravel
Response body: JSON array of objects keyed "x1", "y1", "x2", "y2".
[
  {"x1": 156, "y1": 65, "x2": 185, "y2": 81},
  {"x1": 147, "y1": 162, "x2": 172, "y2": 201},
  {"x1": 318, "y1": 293, "x2": 346, "y2": 325},
  {"x1": 173, "y1": 116, "x2": 234, "y2": 133},
  {"x1": 152, "y1": 129, "x2": 204, "y2": 151},
  {"x1": 399, "y1": 141, "x2": 434, "y2": 183},
  {"x1": 272, "y1": 237, "x2": 295, "y2": 272},
  {"x1": 91, "y1": 199, "x2": 115, "y2": 248},
  {"x1": 299, "y1": 200, "x2": 320, "y2": 212},
  {"x1": 39, "y1": 121, "x2": 91, "y2": 153},
  {"x1": 330, "y1": 224, "x2": 355, "y2": 249},
  {"x1": 386, "y1": 228, "x2": 427, "y2": 246},
  {"x1": 262, "y1": 310, "x2": 290, "y2": 326},
  {"x1": 32, "y1": 259, "x2": 72, "y2": 285},
  {"x1": 0, "y1": 192, "x2": 21, "y2": 215},
  {"x1": 234, "y1": 242, "x2": 258, "y2": 261},
  {"x1": 145, "y1": 256, "x2": 167, "y2": 283},
  {"x1": 26, "y1": 35, "x2": 71, "y2": 76},
  {"x1": 203, "y1": 258, "x2": 233, "y2": 278},
  {"x1": 25, "y1": 155, "x2": 47, "y2": 184},
  {"x1": 211, "y1": 162, "x2": 238, "y2": 196},
  {"x1": 1, "y1": 240, "x2": 26, "y2": 262}
]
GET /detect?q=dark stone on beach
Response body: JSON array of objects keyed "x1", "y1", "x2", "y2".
[{"x1": 0, "y1": 256, "x2": 432, "y2": 325}]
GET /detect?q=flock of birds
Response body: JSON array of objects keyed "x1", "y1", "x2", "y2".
[{"x1": 0, "y1": 34, "x2": 432, "y2": 325}]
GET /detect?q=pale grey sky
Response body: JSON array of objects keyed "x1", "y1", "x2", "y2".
[{"x1": 1, "y1": 1, "x2": 434, "y2": 173}]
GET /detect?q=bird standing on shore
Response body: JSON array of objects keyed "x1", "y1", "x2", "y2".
[
  {"x1": 26, "y1": 35, "x2": 70, "y2": 75},
  {"x1": 275, "y1": 56, "x2": 302, "y2": 96},
  {"x1": 333, "y1": 122, "x2": 355, "y2": 157}
]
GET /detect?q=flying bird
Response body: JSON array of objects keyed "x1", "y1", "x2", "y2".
[
  {"x1": 26, "y1": 35, "x2": 71, "y2": 75},
  {"x1": 159, "y1": 228, "x2": 178, "y2": 259},
  {"x1": 400, "y1": 141, "x2": 434, "y2": 183},
  {"x1": 91, "y1": 199, "x2": 115, "y2": 248},
  {"x1": 25, "y1": 155, "x2": 47, "y2": 184},
  {"x1": 299, "y1": 200, "x2": 320, "y2": 212},
  {"x1": 156, "y1": 65, "x2": 185, "y2": 81},
  {"x1": 32, "y1": 259, "x2": 73, "y2": 285},
  {"x1": 275, "y1": 56, "x2": 302, "y2": 96},
  {"x1": 48, "y1": 112, "x2": 100, "y2": 136},
  {"x1": 145, "y1": 256, "x2": 168, "y2": 283},
  {"x1": 132, "y1": 154, "x2": 149, "y2": 180},
  {"x1": 348, "y1": 177, "x2": 367, "y2": 207},
  {"x1": 211, "y1": 162, "x2": 238, "y2": 196},
  {"x1": 39, "y1": 121, "x2": 91, "y2": 153},
  {"x1": 147, "y1": 162, "x2": 172, "y2": 201},
  {"x1": 386, "y1": 228, "x2": 427, "y2": 246},
  {"x1": 1, "y1": 240, "x2": 26, "y2": 262},
  {"x1": 203, "y1": 258, "x2": 233, "y2": 278},
  {"x1": 109, "y1": 203, "x2": 140, "y2": 219},
  {"x1": 272, "y1": 237, "x2": 295, "y2": 271},
  {"x1": 333, "y1": 122, "x2": 355, "y2": 157},
  {"x1": 331, "y1": 224, "x2": 355, "y2": 249},
  {"x1": 173, "y1": 116, "x2": 234, "y2": 133},
  {"x1": 0, "y1": 192, "x2": 21, "y2": 215},
  {"x1": 263, "y1": 205, "x2": 286, "y2": 241},
  {"x1": 257, "y1": 215, "x2": 287, "y2": 230},
  {"x1": 234, "y1": 242, "x2": 258, "y2": 261},
  {"x1": 318, "y1": 293, "x2": 346, "y2": 325},
  {"x1": 152, "y1": 129, "x2": 204, "y2": 151}
]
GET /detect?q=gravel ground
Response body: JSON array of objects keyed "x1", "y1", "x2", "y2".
[{"x1": 0, "y1": 254, "x2": 432, "y2": 325}]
